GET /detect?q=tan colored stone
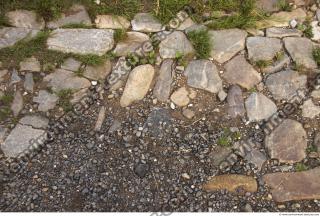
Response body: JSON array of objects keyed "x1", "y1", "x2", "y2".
[
  {"x1": 263, "y1": 167, "x2": 320, "y2": 202},
  {"x1": 95, "y1": 15, "x2": 130, "y2": 29},
  {"x1": 170, "y1": 87, "x2": 190, "y2": 107},
  {"x1": 203, "y1": 174, "x2": 258, "y2": 193}
]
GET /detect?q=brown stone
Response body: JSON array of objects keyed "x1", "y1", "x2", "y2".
[
  {"x1": 263, "y1": 167, "x2": 320, "y2": 202},
  {"x1": 203, "y1": 174, "x2": 258, "y2": 193}
]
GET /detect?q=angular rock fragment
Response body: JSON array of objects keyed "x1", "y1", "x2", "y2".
[
  {"x1": 265, "y1": 119, "x2": 307, "y2": 163},
  {"x1": 227, "y1": 85, "x2": 246, "y2": 118},
  {"x1": 83, "y1": 60, "x2": 112, "y2": 80},
  {"x1": 184, "y1": 60, "x2": 222, "y2": 93},
  {"x1": 11, "y1": 90, "x2": 23, "y2": 117},
  {"x1": 0, "y1": 27, "x2": 39, "y2": 49},
  {"x1": 301, "y1": 99, "x2": 320, "y2": 119},
  {"x1": 245, "y1": 93, "x2": 277, "y2": 122},
  {"x1": 247, "y1": 37, "x2": 282, "y2": 62},
  {"x1": 33, "y1": 90, "x2": 58, "y2": 112},
  {"x1": 113, "y1": 32, "x2": 150, "y2": 57},
  {"x1": 170, "y1": 87, "x2": 190, "y2": 107}
]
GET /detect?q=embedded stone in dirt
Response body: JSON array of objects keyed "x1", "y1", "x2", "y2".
[
  {"x1": 266, "y1": 27, "x2": 302, "y2": 38},
  {"x1": 159, "y1": 31, "x2": 194, "y2": 59},
  {"x1": 208, "y1": 29, "x2": 247, "y2": 63},
  {"x1": 83, "y1": 60, "x2": 112, "y2": 81},
  {"x1": 265, "y1": 70, "x2": 307, "y2": 100},
  {"x1": 33, "y1": 90, "x2": 58, "y2": 112},
  {"x1": 95, "y1": 15, "x2": 130, "y2": 29},
  {"x1": 184, "y1": 60, "x2": 222, "y2": 94},
  {"x1": 19, "y1": 56, "x2": 41, "y2": 72},
  {"x1": 144, "y1": 107, "x2": 171, "y2": 138},
  {"x1": 113, "y1": 32, "x2": 150, "y2": 57},
  {"x1": 263, "y1": 167, "x2": 320, "y2": 202},
  {"x1": 24, "y1": 73, "x2": 34, "y2": 92},
  {"x1": 245, "y1": 92, "x2": 277, "y2": 122},
  {"x1": 6, "y1": 10, "x2": 45, "y2": 29},
  {"x1": 223, "y1": 55, "x2": 261, "y2": 90},
  {"x1": 153, "y1": 59, "x2": 175, "y2": 102},
  {"x1": 265, "y1": 119, "x2": 307, "y2": 163},
  {"x1": 120, "y1": 64, "x2": 155, "y2": 107},
  {"x1": 0, "y1": 27, "x2": 39, "y2": 49},
  {"x1": 227, "y1": 85, "x2": 246, "y2": 118},
  {"x1": 301, "y1": 99, "x2": 320, "y2": 119},
  {"x1": 47, "y1": 29, "x2": 114, "y2": 56},
  {"x1": 247, "y1": 37, "x2": 282, "y2": 62},
  {"x1": 11, "y1": 90, "x2": 23, "y2": 117},
  {"x1": 131, "y1": 13, "x2": 162, "y2": 32},
  {"x1": 203, "y1": 174, "x2": 258, "y2": 193},
  {"x1": 283, "y1": 37, "x2": 317, "y2": 70},
  {"x1": 43, "y1": 69, "x2": 91, "y2": 92},
  {"x1": 134, "y1": 163, "x2": 150, "y2": 178},
  {"x1": 1, "y1": 115, "x2": 48, "y2": 158},
  {"x1": 170, "y1": 87, "x2": 190, "y2": 107},
  {"x1": 47, "y1": 4, "x2": 92, "y2": 29},
  {"x1": 61, "y1": 58, "x2": 82, "y2": 72}
]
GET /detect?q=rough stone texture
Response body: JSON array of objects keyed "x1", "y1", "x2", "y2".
[
  {"x1": 227, "y1": 85, "x2": 246, "y2": 118},
  {"x1": 257, "y1": 8, "x2": 307, "y2": 28},
  {"x1": 159, "y1": 31, "x2": 194, "y2": 59},
  {"x1": 24, "y1": 73, "x2": 34, "y2": 92},
  {"x1": 244, "y1": 149, "x2": 267, "y2": 171},
  {"x1": 177, "y1": 17, "x2": 195, "y2": 31},
  {"x1": 170, "y1": 87, "x2": 190, "y2": 107},
  {"x1": 265, "y1": 70, "x2": 307, "y2": 100},
  {"x1": 203, "y1": 175, "x2": 258, "y2": 193},
  {"x1": 114, "y1": 32, "x2": 150, "y2": 57},
  {"x1": 311, "y1": 89, "x2": 320, "y2": 99},
  {"x1": 44, "y1": 69, "x2": 91, "y2": 92},
  {"x1": 11, "y1": 90, "x2": 23, "y2": 117},
  {"x1": 283, "y1": 37, "x2": 317, "y2": 70},
  {"x1": 153, "y1": 59, "x2": 175, "y2": 102},
  {"x1": 10, "y1": 69, "x2": 21, "y2": 85},
  {"x1": 263, "y1": 167, "x2": 320, "y2": 202},
  {"x1": 223, "y1": 55, "x2": 262, "y2": 90},
  {"x1": 185, "y1": 24, "x2": 208, "y2": 34},
  {"x1": 6, "y1": 10, "x2": 45, "y2": 29},
  {"x1": 311, "y1": 21, "x2": 320, "y2": 42},
  {"x1": 265, "y1": 119, "x2": 307, "y2": 163},
  {"x1": 0, "y1": 69, "x2": 8, "y2": 82},
  {"x1": 245, "y1": 93, "x2": 277, "y2": 122},
  {"x1": 262, "y1": 54, "x2": 290, "y2": 74},
  {"x1": 131, "y1": 13, "x2": 162, "y2": 32},
  {"x1": 182, "y1": 108, "x2": 195, "y2": 119},
  {"x1": 144, "y1": 108, "x2": 171, "y2": 138},
  {"x1": 47, "y1": 4, "x2": 92, "y2": 29},
  {"x1": 0, "y1": 27, "x2": 39, "y2": 49},
  {"x1": 247, "y1": 37, "x2": 282, "y2": 62},
  {"x1": 19, "y1": 57, "x2": 41, "y2": 72},
  {"x1": 61, "y1": 58, "x2": 81, "y2": 72},
  {"x1": 301, "y1": 99, "x2": 320, "y2": 119},
  {"x1": 94, "y1": 106, "x2": 106, "y2": 131},
  {"x1": 1, "y1": 123, "x2": 46, "y2": 157},
  {"x1": 33, "y1": 90, "x2": 58, "y2": 112},
  {"x1": 83, "y1": 60, "x2": 112, "y2": 80},
  {"x1": 314, "y1": 132, "x2": 320, "y2": 152},
  {"x1": 120, "y1": 64, "x2": 155, "y2": 107},
  {"x1": 19, "y1": 115, "x2": 49, "y2": 129},
  {"x1": 47, "y1": 29, "x2": 114, "y2": 56},
  {"x1": 266, "y1": 27, "x2": 302, "y2": 38},
  {"x1": 95, "y1": 15, "x2": 130, "y2": 29},
  {"x1": 184, "y1": 60, "x2": 222, "y2": 94},
  {"x1": 209, "y1": 29, "x2": 247, "y2": 63},
  {"x1": 256, "y1": 0, "x2": 279, "y2": 12}
]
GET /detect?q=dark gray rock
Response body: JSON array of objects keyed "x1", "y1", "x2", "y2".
[
  {"x1": 11, "y1": 90, "x2": 23, "y2": 117},
  {"x1": 247, "y1": 36, "x2": 282, "y2": 62},
  {"x1": 33, "y1": 90, "x2": 58, "y2": 112},
  {"x1": 24, "y1": 73, "x2": 34, "y2": 92},
  {"x1": 144, "y1": 108, "x2": 171, "y2": 138},
  {"x1": 227, "y1": 85, "x2": 246, "y2": 118}
]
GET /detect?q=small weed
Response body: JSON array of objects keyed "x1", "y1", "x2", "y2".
[
  {"x1": 0, "y1": 93, "x2": 14, "y2": 106},
  {"x1": 298, "y1": 23, "x2": 314, "y2": 39},
  {"x1": 277, "y1": 0, "x2": 293, "y2": 12},
  {"x1": 114, "y1": 29, "x2": 128, "y2": 43},
  {"x1": 293, "y1": 61, "x2": 306, "y2": 72},
  {"x1": 306, "y1": 145, "x2": 318, "y2": 153},
  {"x1": 274, "y1": 51, "x2": 285, "y2": 62},
  {"x1": 61, "y1": 23, "x2": 93, "y2": 29},
  {"x1": 0, "y1": 107, "x2": 11, "y2": 122},
  {"x1": 187, "y1": 29, "x2": 211, "y2": 59},
  {"x1": 232, "y1": 131, "x2": 242, "y2": 140},
  {"x1": 255, "y1": 59, "x2": 272, "y2": 69},
  {"x1": 313, "y1": 47, "x2": 320, "y2": 66},
  {"x1": 295, "y1": 163, "x2": 308, "y2": 172},
  {"x1": 74, "y1": 54, "x2": 106, "y2": 66},
  {"x1": 56, "y1": 89, "x2": 73, "y2": 112},
  {"x1": 217, "y1": 136, "x2": 232, "y2": 147},
  {"x1": 249, "y1": 87, "x2": 257, "y2": 93}
]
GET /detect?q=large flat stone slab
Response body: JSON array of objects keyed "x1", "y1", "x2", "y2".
[
  {"x1": 266, "y1": 27, "x2": 302, "y2": 38},
  {"x1": 264, "y1": 167, "x2": 320, "y2": 202},
  {"x1": 247, "y1": 37, "x2": 282, "y2": 62},
  {"x1": 265, "y1": 119, "x2": 307, "y2": 163},
  {"x1": 283, "y1": 37, "x2": 317, "y2": 70},
  {"x1": 47, "y1": 29, "x2": 114, "y2": 56},
  {"x1": 43, "y1": 69, "x2": 91, "y2": 92},
  {"x1": 184, "y1": 60, "x2": 222, "y2": 93},
  {"x1": 6, "y1": 10, "x2": 45, "y2": 29},
  {"x1": 209, "y1": 29, "x2": 247, "y2": 64},
  {"x1": 0, "y1": 27, "x2": 39, "y2": 49},
  {"x1": 223, "y1": 55, "x2": 261, "y2": 89}
]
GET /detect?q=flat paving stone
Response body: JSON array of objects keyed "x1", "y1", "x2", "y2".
[
  {"x1": 47, "y1": 29, "x2": 114, "y2": 56},
  {"x1": 6, "y1": 9, "x2": 45, "y2": 29},
  {"x1": 95, "y1": 15, "x2": 130, "y2": 29},
  {"x1": 0, "y1": 27, "x2": 39, "y2": 49},
  {"x1": 247, "y1": 37, "x2": 282, "y2": 62}
]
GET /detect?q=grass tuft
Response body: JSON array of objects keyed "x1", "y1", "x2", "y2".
[
  {"x1": 114, "y1": 29, "x2": 128, "y2": 43},
  {"x1": 295, "y1": 163, "x2": 308, "y2": 172},
  {"x1": 277, "y1": 0, "x2": 293, "y2": 12},
  {"x1": 187, "y1": 29, "x2": 211, "y2": 59},
  {"x1": 313, "y1": 47, "x2": 320, "y2": 66},
  {"x1": 56, "y1": 89, "x2": 73, "y2": 112},
  {"x1": 255, "y1": 59, "x2": 272, "y2": 69}
]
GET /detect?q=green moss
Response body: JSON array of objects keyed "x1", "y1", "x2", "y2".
[
  {"x1": 0, "y1": 93, "x2": 14, "y2": 106},
  {"x1": 61, "y1": 23, "x2": 93, "y2": 28},
  {"x1": 114, "y1": 29, "x2": 128, "y2": 43},
  {"x1": 313, "y1": 47, "x2": 320, "y2": 66},
  {"x1": 0, "y1": 107, "x2": 12, "y2": 122},
  {"x1": 217, "y1": 136, "x2": 232, "y2": 147},
  {"x1": 187, "y1": 29, "x2": 211, "y2": 59},
  {"x1": 295, "y1": 163, "x2": 308, "y2": 172},
  {"x1": 56, "y1": 89, "x2": 73, "y2": 112},
  {"x1": 277, "y1": 0, "x2": 292, "y2": 12},
  {"x1": 74, "y1": 54, "x2": 106, "y2": 66}
]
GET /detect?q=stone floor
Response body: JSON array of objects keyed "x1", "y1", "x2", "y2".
[{"x1": 1, "y1": 0, "x2": 320, "y2": 212}]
